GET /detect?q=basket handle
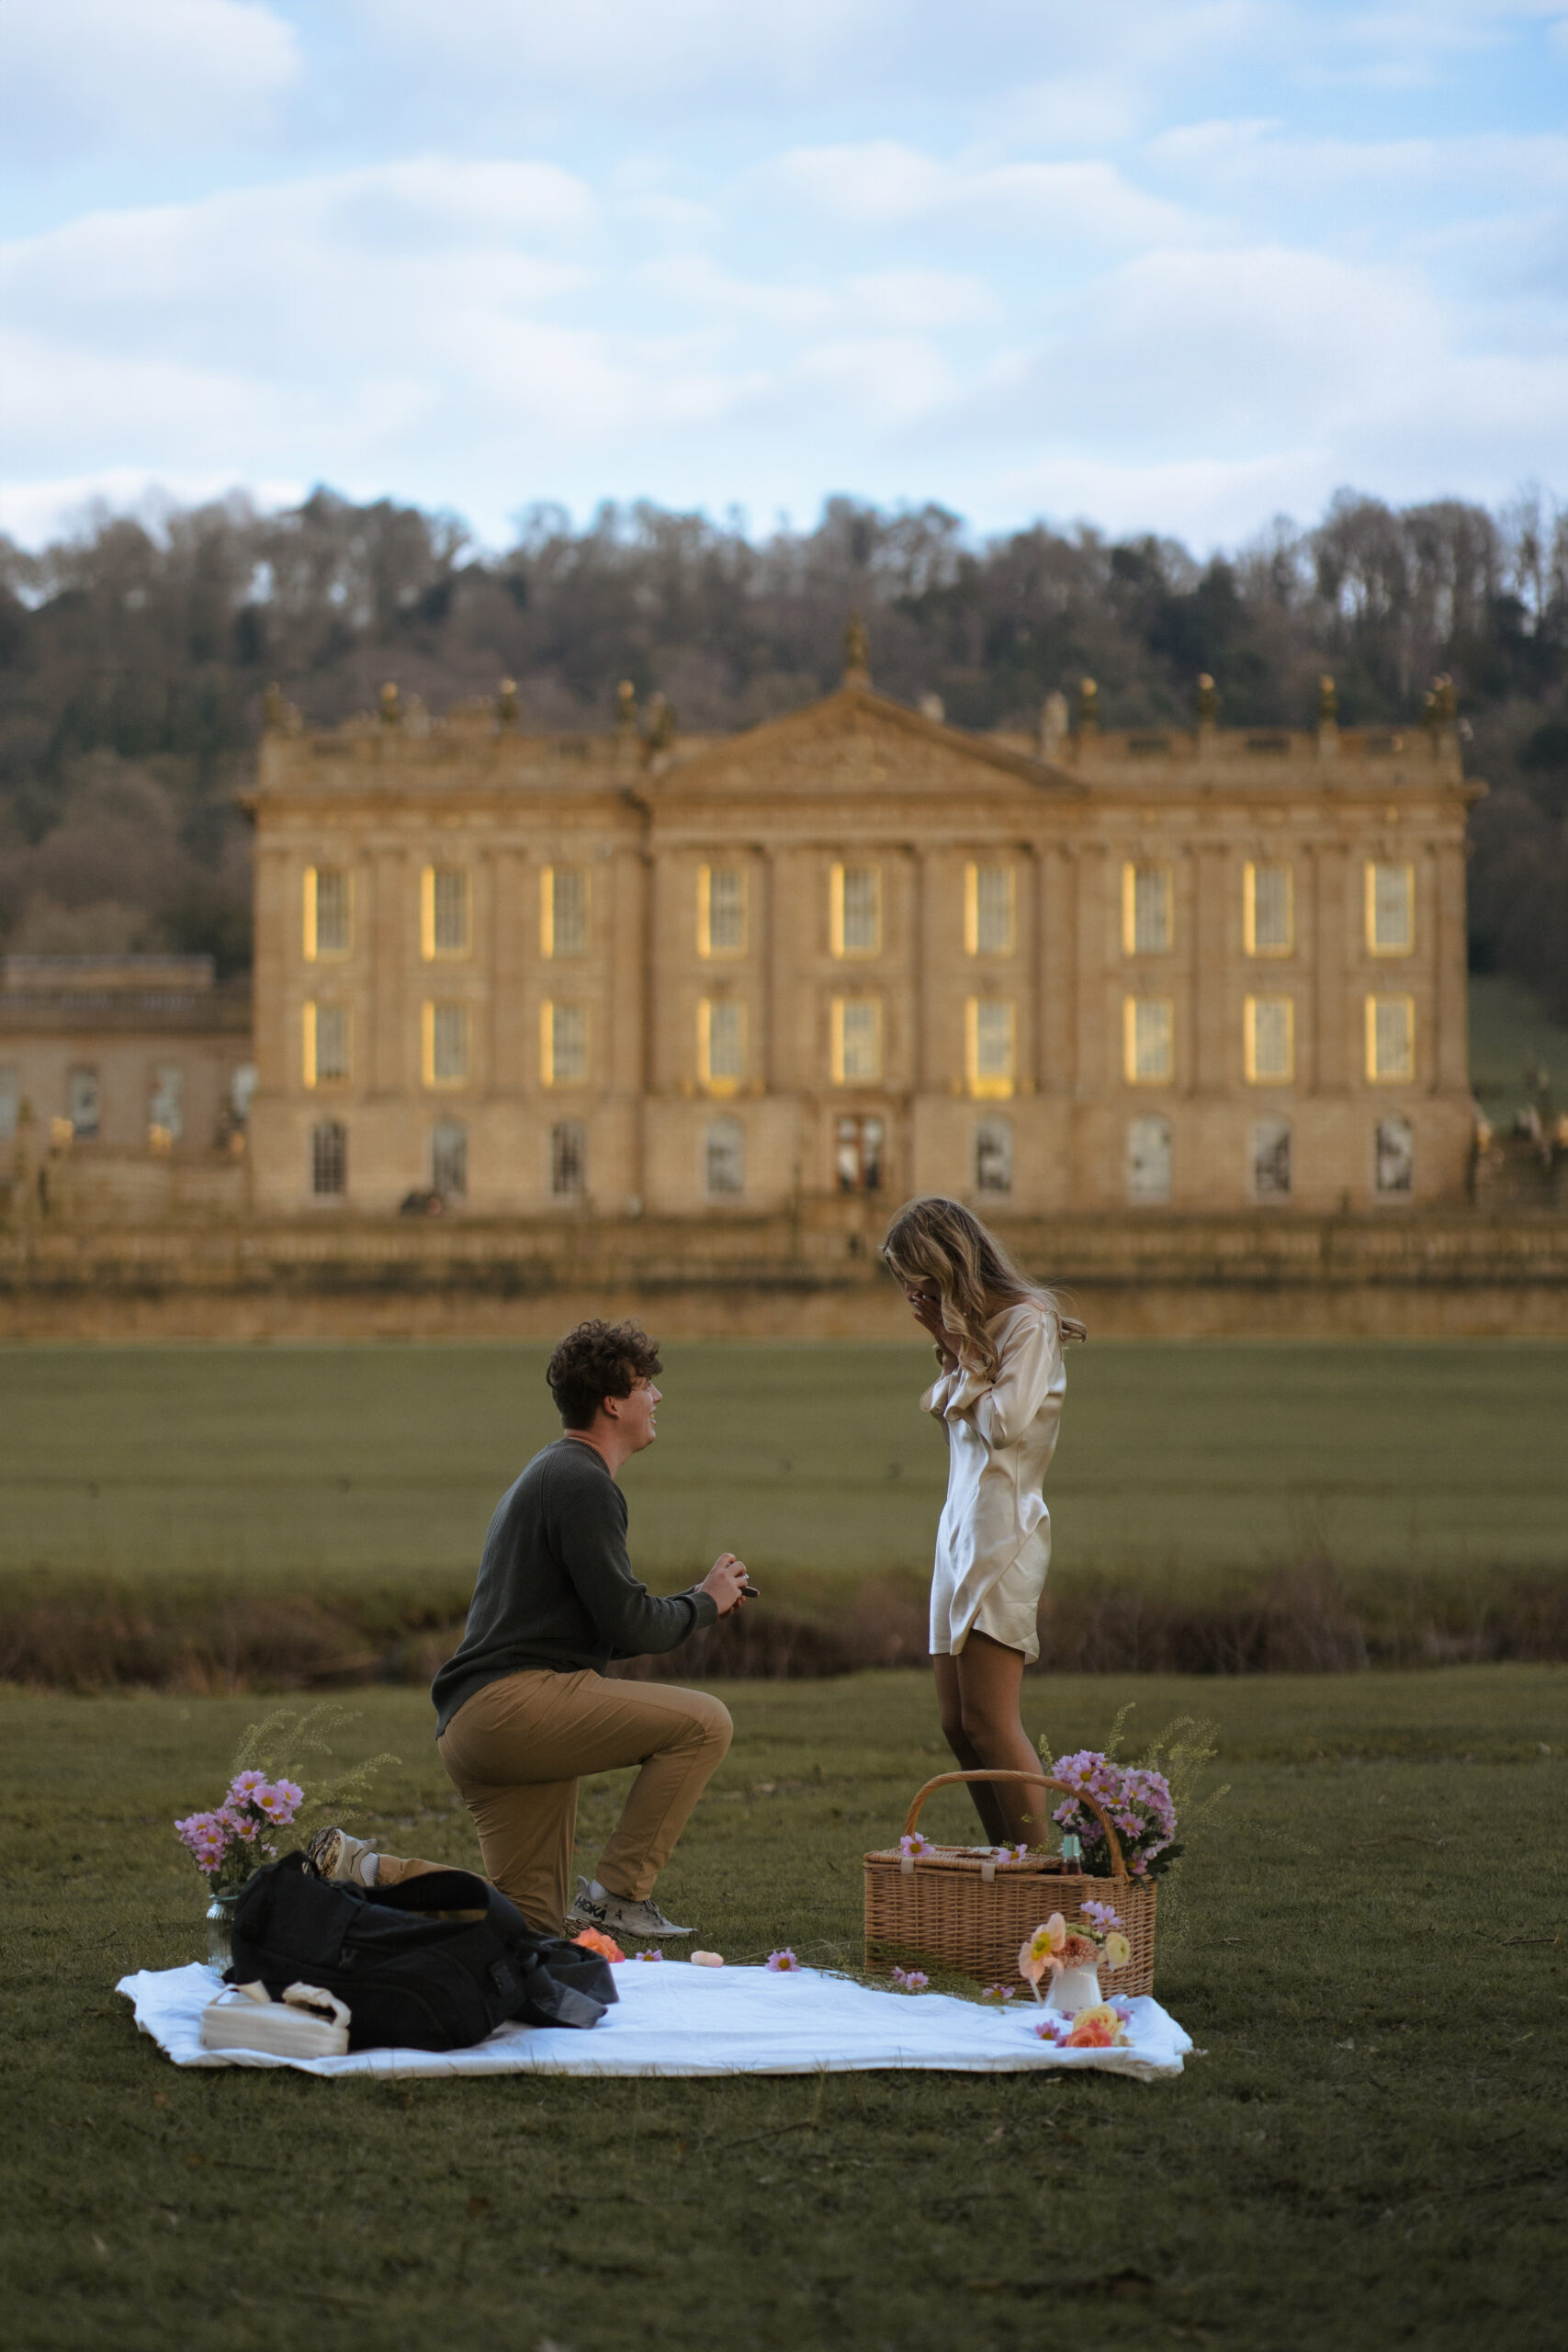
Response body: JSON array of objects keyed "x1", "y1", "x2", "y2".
[{"x1": 900, "y1": 1770, "x2": 1127, "y2": 1881}]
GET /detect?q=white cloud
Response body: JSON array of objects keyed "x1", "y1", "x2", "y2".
[
  {"x1": 767, "y1": 141, "x2": 1200, "y2": 245},
  {"x1": 0, "y1": 0, "x2": 300, "y2": 159}
]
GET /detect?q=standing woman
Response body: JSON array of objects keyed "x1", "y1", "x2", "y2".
[{"x1": 881, "y1": 1196, "x2": 1084, "y2": 1848}]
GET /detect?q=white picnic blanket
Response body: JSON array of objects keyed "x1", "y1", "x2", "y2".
[{"x1": 118, "y1": 1961, "x2": 1192, "y2": 2082}]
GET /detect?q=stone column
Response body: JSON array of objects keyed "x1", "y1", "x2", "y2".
[
  {"x1": 1312, "y1": 842, "x2": 1349, "y2": 1093},
  {"x1": 1433, "y1": 836, "x2": 1469, "y2": 1095},
  {"x1": 371, "y1": 846, "x2": 410, "y2": 1096},
  {"x1": 1190, "y1": 842, "x2": 1228, "y2": 1094},
  {"x1": 1040, "y1": 842, "x2": 1076, "y2": 1094},
  {"x1": 252, "y1": 842, "x2": 292, "y2": 1091},
  {"x1": 490, "y1": 846, "x2": 526, "y2": 1095}
]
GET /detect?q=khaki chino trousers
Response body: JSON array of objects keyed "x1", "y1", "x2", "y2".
[{"x1": 435, "y1": 1668, "x2": 733, "y2": 1936}]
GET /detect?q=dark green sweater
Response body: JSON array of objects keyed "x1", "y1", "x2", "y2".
[{"x1": 431, "y1": 1438, "x2": 718, "y2": 1733}]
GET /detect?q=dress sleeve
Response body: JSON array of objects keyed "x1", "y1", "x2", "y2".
[{"x1": 973, "y1": 1310, "x2": 1061, "y2": 1449}]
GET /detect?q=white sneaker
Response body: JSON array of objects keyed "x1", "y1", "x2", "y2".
[
  {"x1": 568, "y1": 1876, "x2": 692, "y2": 1939},
  {"x1": 305, "y1": 1825, "x2": 378, "y2": 1888}
]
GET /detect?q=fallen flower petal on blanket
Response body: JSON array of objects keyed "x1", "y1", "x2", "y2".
[{"x1": 633, "y1": 1949, "x2": 664, "y2": 1962}]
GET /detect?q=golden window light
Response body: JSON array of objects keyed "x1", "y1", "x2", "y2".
[
  {"x1": 541, "y1": 865, "x2": 590, "y2": 959},
  {"x1": 1244, "y1": 995, "x2": 1294, "y2": 1083},
  {"x1": 541, "y1": 1000, "x2": 589, "y2": 1087},
  {"x1": 1366, "y1": 994, "x2": 1415, "y2": 1083},
  {"x1": 830, "y1": 863, "x2": 881, "y2": 957},
  {"x1": 420, "y1": 865, "x2": 470, "y2": 960},
  {"x1": 422, "y1": 1001, "x2": 470, "y2": 1089},
  {"x1": 1123, "y1": 995, "x2": 1174, "y2": 1084},
  {"x1": 303, "y1": 865, "x2": 351, "y2": 960},
  {"x1": 303, "y1": 1001, "x2": 351, "y2": 1088},
  {"x1": 698, "y1": 997, "x2": 746, "y2": 1092},
  {"x1": 1365, "y1": 861, "x2": 1414, "y2": 956},
  {"x1": 831, "y1": 996, "x2": 882, "y2": 1084},
  {"x1": 698, "y1": 865, "x2": 747, "y2": 957},
  {"x1": 1122, "y1": 862, "x2": 1173, "y2": 956},
  {"x1": 964, "y1": 863, "x2": 1015, "y2": 956},
  {"x1": 965, "y1": 997, "x2": 1016, "y2": 1098},
  {"x1": 1243, "y1": 861, "x2": 1292, "y2": 956}
]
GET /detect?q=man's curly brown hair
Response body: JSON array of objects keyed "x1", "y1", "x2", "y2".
[{"x1": 546, "y1": 1318, "x2": 663, "y2": 1430}]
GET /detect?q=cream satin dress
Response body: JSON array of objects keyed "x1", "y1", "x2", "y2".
[{"x1": 922, "y1": 1300, "x2": 1066, "y2": 1664}]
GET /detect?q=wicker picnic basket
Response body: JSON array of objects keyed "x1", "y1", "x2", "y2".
[{"x1": 864, "y1": 1770, "x2": 1157, "y2": 1997}]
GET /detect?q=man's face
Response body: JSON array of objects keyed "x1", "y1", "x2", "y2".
[{"x1": 608, "y1": 1375, "x2": 660, "y2": 1453}]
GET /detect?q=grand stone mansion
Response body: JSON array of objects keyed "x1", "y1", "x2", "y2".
[{"x1": 231, "y1": 642, "x2": 1477, "y2": 1221}]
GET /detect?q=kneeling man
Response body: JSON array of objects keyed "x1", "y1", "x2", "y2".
[{"x1": 311, "y1": 1319, "x2": 747, "y2": 1939}]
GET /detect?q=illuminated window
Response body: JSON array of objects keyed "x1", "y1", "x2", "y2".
[
  {"x1": 423, "y1": 1001, "x2": 469, "y2": 1087},
  {"x1": 550, "y1": 1119, "x2": 586, "y2": 1197},
  {"x1": 148, "y1": 1064, "x2": 183, "y2": 1143},
  {"x1": 835, "y1": 1114, "x2": 885, "y2": 1193},
  {"x1": 303, "y1": 1003, "x2": 350, "y2": 1086},
  {"x1": 542, "y1": 1001, "x2": 588, "y2": 1086},
  {"x1": 1244, "y1": 862, "x2": 1292, "y2": 956},
  {"x1": 698, "y1": 865, "x2": 747, "y2": 956},
  {"x1": 1123, "y1": 997, "x2": 1173, "y2": 1084},
  {"x1": 304, "y1": 866, "x2": 351, "y2": 959},
  {"x1": 1366, "y1": 862, "x2": 1414, "y2": 956},
  {"x1": 1244, "y1": 996, "x2": 1294, "y2": 1084},
  {"x1": 965, "y1": 864, "x2": 1015, "y2": 956},
  {"x1": 1127, "y1": 1114, "x2": 1172, "y2": 1204},
  {"x1": 542, "y1": 865, "x2": 589, "y2": 958},
  {"x1": 831, "y1": 996, "x2": 882, "y2": 1083},
  {"x1": 1252, "y1": 1115, "x2": 1292, "y2": 1200},
  {"x1": 310, "y1": 1121, "x2": 346, "y2": 1196},
  {"x1": 68, "y1": 1067, "x2": 100, "y2": 1136},
  {"x1": 975, "y1": 1117, "x2": 1013, "y2": 1197},
  {"x1": 421, "y1": 866, "x2": 470, "y2": 959},
  {"x1": 1375, "y1": 1115, "x2": 1415, "y2": 1196},
  {"x1": 431, "y1": 1120, "x2": 467, "y2": 1198},
  {"x1": 699, "y1": 998, "x2": 746, "y2": 1092},
  {"x1": 830, "y1": 864, "x2": 881, "y2": 956},
  {"x1": 965, "y1": 998, "x2": 1016, "y2": 1098},
  {"x1": 1122, "y1": 862, "x2": 1172, "y2": 955},
  {"x1": 705, "y1": 1116, "x2": 744, "y2": 1197},
  {"x1": 1366, "y1": 996, "x2": 1415, "y2": 1083}
]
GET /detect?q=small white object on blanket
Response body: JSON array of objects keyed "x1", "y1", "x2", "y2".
[
  {"x1": 123, "y1": 1961, "x2": 1192, "y2": 2082},
  {"x1": 198, "y1": 1980, "x2": 350, "y2": 2059}
]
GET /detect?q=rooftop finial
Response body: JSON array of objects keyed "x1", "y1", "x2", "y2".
[
  {"x1": 1078, "y1": 677, "x2": 1099, "y2": 737},
  {"x1": 1429, "y1": 673, "x2": 1458, "y2": 727},
  {"x1": 616, "y1": 680, "x2": 638, "y2": 733},
  {"x1": 1318, "y1": 673, "x2": 1337, "y2": 724},
  {"x1": 843, "y1": 612, "x2": 871, "y2": 687},
  {"x1": 497, "y1": 677, "x2": 519, "y2": 729},
  {"x1": 1194, "y1": 673, "x2": 1220, "y2": 725},
  {"x1": 379, "y1": 682, "x2": 401, "y2": 727}
]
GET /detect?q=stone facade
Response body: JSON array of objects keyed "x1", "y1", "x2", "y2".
[{"x1": 243, "y1": 662, "x2": 1480, "y2": 1225}]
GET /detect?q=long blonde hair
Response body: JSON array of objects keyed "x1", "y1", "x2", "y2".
[{"x1": 880, "y1": 1196, "x2": 1060, "y2": 1381}]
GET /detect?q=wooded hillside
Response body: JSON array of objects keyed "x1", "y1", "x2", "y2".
[{"x1": 1, "y1": 487, "x2": 1564, "y2": 1014}]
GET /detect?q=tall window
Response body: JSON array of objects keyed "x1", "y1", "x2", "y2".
[
  {"x1": 698, "y1": 998, "x2": 746, "y2": 1093},
  {"x1": 698, "y1": 865, "x2": 747, "y2": 957},
  {"x1": 965, "y1": 998, "x2": 1016, "y2": 1098},
  {"x1": 67, "y1": 1067, "x2": 100, "y2": 1137},
  {"x1": 1366, "y1": 996, "x2": 1415, "y2": 1083},
  {"x1": 1366, "y1": 861, "x2": 1414, "y2": 956},
  {"x1": 1244, "y1": 996, "x2": 1294, "y2": 1084},
  {"x1": 705, "y1": 1115, "x2": 744, "y2": 1198},
  {"x1": 965, "y1": 863, "x2": 1015, "y2": 956},
  {"x1": 431, "y1": 1120, "x2": 468, "y2": 1198},
  {"x1": 303, "y1": 1003, "x2": 350, "y2": 1086},
  {"x1": 148, "y1": 1064, "x2": 183, "y2": 1142},
  {"x1": 0, "y1": 1068, "x2": 17, "y2": 1142},
  {"x1": 421, "y1": 865, "x2": 470, "y2": 959},
  {"x1": 423, "y1": 1001, "x2": 469, "y2": 1088},
  {"x1": 831, "y1": 996, "x2": 882, "y2": 1084},
  {"x1": 830, "y1": 864, "x2": 881, "y2": 956},
  {"x1": 541, "y1": 1001, "x2": 588, "y2": 1086},
  {"x1": 550, "y1": 1118, "x2": 586, "y2": 1198},
  {"x1": 310, "y1": 1120, "x2": 346, "y2": 1196},
  {"x1": 542, "y1": 865, "x2": 589, "y2": 958},
  {"x1": 1122, "y1": 862, "x2": 1172, "y2": 955},
  {"x1": 1375, "y1": 1115, "x2": 1415, "y2": 1197},
  {"x1": 1252, "y1": 1115, "x2": 1292, "y2": 1200},
  {"x1": 1244, "y1": 861, "x2": 1292, "y2": 956},
  {"x1": 1127, "y1": 1114, "x2": 1172, "y2": 1204},
  {"x1": 975, "y1": 1117, "x2": 1013, "y2": 1197},
  {"x1": 835, "y1": 1114, "x2": 885, "y2": 1193},
  {"x1": 304, "y1": 866, "x2": 351, "y2": 959},
  {"x1": 1123, "y1": 997, "x2": 1174, "y2": 1085}
]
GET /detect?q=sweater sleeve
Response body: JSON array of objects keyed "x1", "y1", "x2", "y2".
[{"x1": 554, "y1": 1461, "x2": 719, "y2": 1657}]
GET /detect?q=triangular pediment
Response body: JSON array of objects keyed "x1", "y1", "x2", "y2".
[{"x1": 644, "y1": 685, "x2": 1077, "y2": 806}]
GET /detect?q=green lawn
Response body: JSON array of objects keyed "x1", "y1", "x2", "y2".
[
  {"x1": 4, "y1": 1341, "x2": 1567, "y2": 1608},
  {"x1": 2, "y1": 1669, "x2": 1564, "y2": 2351}
]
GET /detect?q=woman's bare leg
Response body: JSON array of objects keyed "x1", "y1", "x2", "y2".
[
  {"x1": 931, "y1": 1651, "x2": 1012, "y2": 1844},
  {"x1": 950, "y1": 1632, "x2": 1043, "y2": 1844}
]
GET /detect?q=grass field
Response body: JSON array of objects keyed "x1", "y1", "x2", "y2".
[
  {"x1": 3, "y1": 1668, "x2": 1564, "y2": 2351},
  {"x1": 6, "y1": 1340, "x2": 1568, "y2": 1601}
]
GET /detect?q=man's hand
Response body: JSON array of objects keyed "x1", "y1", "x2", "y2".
[{"x1": 699, "y1": 1553, "x2": 750, "y2": 1618}]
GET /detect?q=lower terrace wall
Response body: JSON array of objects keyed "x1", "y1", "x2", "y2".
[{"x1": 2, "y1": 1202, "x2": 1567, "y2": 1340}]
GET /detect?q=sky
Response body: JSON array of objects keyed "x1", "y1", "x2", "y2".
[{"x1": 2, "y1": 0, "x2": 1567, "y2": 555}]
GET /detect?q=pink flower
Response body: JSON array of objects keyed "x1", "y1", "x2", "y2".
[
  {"x1": 1079, "y1": 1899, "x2": 1122, "y2": 1932},
  {"x1": 228, "y1": 1771, "x2": 267, "y2": 1802},
  {"x1": 898, "y1": 1832, "x2": 934, "y2": 1859},
  {"x1": 254, "y1": 1781, "x2": 302, "y2": 1825},
  {"x1": 889, "y1": 1967, "x2": 929, "y2": 1993},
  {"x1": 979, "y1": 1984, "x2": 1015, "y2": 2003},
  {"x1": 765, "y1": 1949, "x2": 800, "y2": 1972},
  {"x1": 634, "y1": 1949, "x2": 664, "y2": 1963}
]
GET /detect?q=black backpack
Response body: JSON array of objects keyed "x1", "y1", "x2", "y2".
[{"x1": 228, "y1": 1853, "x2": 617, "y2": 2052}]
